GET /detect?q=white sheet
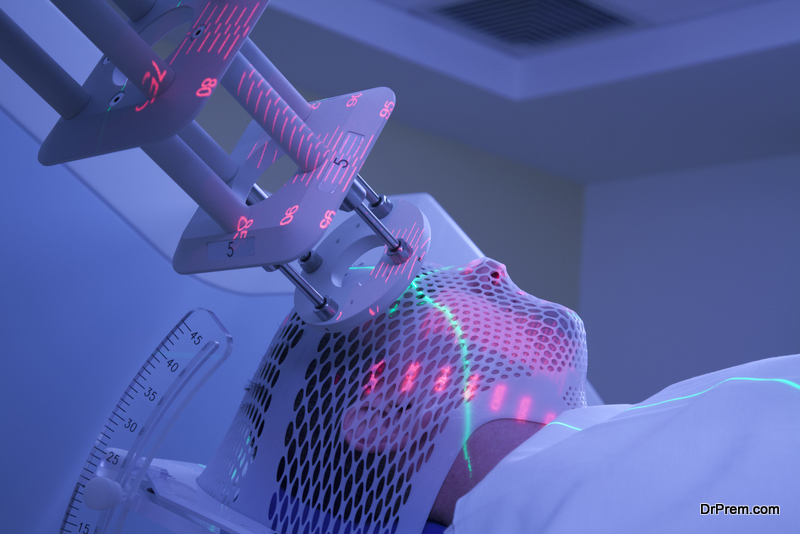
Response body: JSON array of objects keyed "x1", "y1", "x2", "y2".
[{"x1": 448, "y1": 354, "x2": 800, "y2": 533}]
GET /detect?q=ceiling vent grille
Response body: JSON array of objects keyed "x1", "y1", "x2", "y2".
[{"x1": 431, "y1": 0, "x2": 630, "y2": 49}]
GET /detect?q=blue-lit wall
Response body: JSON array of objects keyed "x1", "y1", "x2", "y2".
[
  {"x1": 581, "y1": 156, "x2": 800, "y2": 404},
  {"x1": 0, "y1": 108, "x2": 294, "y2": 532},
  {"x1": 2, "y1": 4, "x2": 799, "y2": 524}
]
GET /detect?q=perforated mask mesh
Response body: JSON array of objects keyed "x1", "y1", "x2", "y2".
[{"x1": 197, "y1": 258, "x2": 588, "y2": 534}]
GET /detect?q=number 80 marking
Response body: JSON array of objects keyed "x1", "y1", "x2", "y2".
[
  {"x1": 280, "y1": 205, "x2": 299, "y2": 226},
  {"x1": 196, "y1": 78, "x2": 218, "y2": 97}
]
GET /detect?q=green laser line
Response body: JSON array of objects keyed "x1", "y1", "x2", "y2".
[
  {"x1": 544, "y1": 376, "x2": 800, "y2": 434},
  {"x1": 410, "y1": 268, "x2": 475, "y2": 474},
  {"x1": 628, "y1": 376, "x2": 800, "y2": 411}
]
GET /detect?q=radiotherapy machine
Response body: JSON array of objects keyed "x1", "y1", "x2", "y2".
[{"x1": 0, "y1": 2, "x2": 597, "y2": 532}]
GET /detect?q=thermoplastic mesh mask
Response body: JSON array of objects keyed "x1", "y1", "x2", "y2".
[{"x1": 198, "y1": 258, "x2": 588, "y2": 534}]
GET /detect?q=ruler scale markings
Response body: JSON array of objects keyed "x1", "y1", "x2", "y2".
[
  {"x1": 215, "y1": 4, "x2": 228, "y2": 24},
  {"x1": 60, "y1": 310, "x2": 231, "y2": 534},
  {"x1": 204, "y1": 5, "x2": 218, "y2": 25},
  {"x1": 194, "y1": 2, "x2": 211, "y2": 28},
  {"x1": 235, "y1": 6, "x2": 247, "y2": 25},
  {"x1": 226, "y1": 5, "x2": 238, "y2": 24}
]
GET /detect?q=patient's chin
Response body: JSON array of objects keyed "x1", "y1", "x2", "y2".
[{"x1": 429, "y1": 419, "x2": 545, "y2": 526}]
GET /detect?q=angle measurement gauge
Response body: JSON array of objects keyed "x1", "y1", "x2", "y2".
[{"x1": 60, "y1": 309, "x2": 232, "y2": 534}]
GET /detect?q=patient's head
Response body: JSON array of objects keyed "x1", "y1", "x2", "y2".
[{"x1": 198, "y1": 258, "x2": 588, "y2": 533}]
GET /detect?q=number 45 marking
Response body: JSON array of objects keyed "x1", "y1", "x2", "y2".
[{"x1": 191, "y1": 331, "x2": 203, "y2": 345}]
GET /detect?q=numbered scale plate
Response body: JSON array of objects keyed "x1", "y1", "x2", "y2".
[
  {"x1": 60, "y1": 309, "x2": 232, "y2": 534},
  {"x1": 40, "y1": 0, "x2": 269, "y2": 165}
]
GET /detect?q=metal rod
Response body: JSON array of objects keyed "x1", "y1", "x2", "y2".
[
  {"x1": 178, "y1": 121, "x2": 238, "y2": 183},
  {"x1": 357, "y1": 174, "x2": 381, "y2": 207},
  {"x1": 0, "y1": 8, "x2": 90, "y2": 119},
  {"x1": 246, "y1": 184, "x2": 269, "y2": 205},
  {"x1": 240, "y1": 39, "x2": 311, "y2": 121},
  {"x1": 356, "y1": 173, "x2": 392, "y2": 218},
  {"x1": 221, "y1": 53, "x2": 322, "y2": 173},
  {"x1": 142, "y1": 136, "x2": 248, "y2": 234},
  {"x1": 355, "y1": 203, "x2": 401, "y2": 251},
  {"x1": 51, "y1": 0, "x2": 174, "y2": 98},
  {"x1": 274, "y1": 264, "x2": 327, "y2": 309}
]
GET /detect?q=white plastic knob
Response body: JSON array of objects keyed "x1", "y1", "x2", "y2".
[{"x1": 84, "y1": 476, "x2": 124, "y2": 510}]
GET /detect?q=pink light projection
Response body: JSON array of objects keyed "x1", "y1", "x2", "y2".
[
  {"x1": 363, "y1": 360, "x2": 385, "y2": 395},
  {"x1": 517, "y1": 397, "x2": 532, "y2": 420},
  {"x1": 401, "y1": 362, "x2": 421, "y2": 393},
  {"x1": 464, "y1": 374, "x2": 480, "y2": 401},
  {"x1": 491, "y1": 384, "x2": 507, "y2": 411},
  {"x1": 233, "y1": 215, "x2": 254, "y2": 240},
  {"x1": 279, "y1": 205, "x2": 298, "y2": 226},
  {"x1": 346, "y1": 93, "x2": 362, "y2": 107},
  {"x1": 319, "y1": 210, "x2": 335, "y2": 229},
  {"x1": 195, "y1": 77, "x2": 218, "y2": 97},
  {"x1": 134, "y1": 60, "x2": 168, "y2": 112},
  {"x1": 434, "y1": 365, "x2": 453, "y2": 392},
  {"x1": 379, "y1": 100, "x2": 394, "y2": 119}
]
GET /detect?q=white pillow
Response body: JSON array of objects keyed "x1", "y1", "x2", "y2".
[{"x1": 449, "y1": 354, "x2": 800, "y2": 533}]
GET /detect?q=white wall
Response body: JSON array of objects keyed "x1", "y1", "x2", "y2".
[{"x1": 579, "y1": 154, "x2": 800, "y2": 404}]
